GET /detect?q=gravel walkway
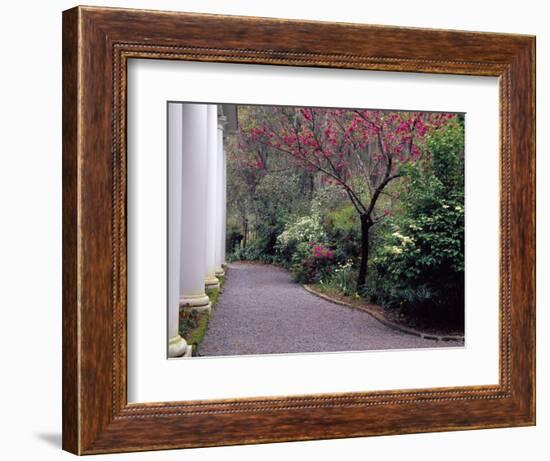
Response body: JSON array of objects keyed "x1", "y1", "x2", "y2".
[{"x1": 199, "y1": 262, "x2": 464, "y2": 356}]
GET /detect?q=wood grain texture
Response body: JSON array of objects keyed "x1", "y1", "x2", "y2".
[
  {"x1": 62, "y1": 5, "x2": 536, "y2": 455},
  {"x1": 61, "y1": 6, "x2": 79, "y2": 454}
]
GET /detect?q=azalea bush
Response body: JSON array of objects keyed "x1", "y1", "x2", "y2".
[
  {"x1": 275, "y1": 210, "x2": 341, "y2": 283},
  {"x1": 290, "y1": 242, "x2": 335, "y2": 284},
  {"x1": 275, "y1": 213, "x2": 327, "y2": 265}
]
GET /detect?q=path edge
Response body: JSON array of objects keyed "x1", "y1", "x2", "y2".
[{"x1": 302, "y1": 284, "x2": 465, "y2": 343}]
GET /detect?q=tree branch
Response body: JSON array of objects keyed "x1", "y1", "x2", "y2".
[{"x1": 365, "y1": 173, "x2": 402, "y2": 219}]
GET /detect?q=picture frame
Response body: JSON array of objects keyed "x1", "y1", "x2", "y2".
[{"x1": 62, "y1": 5, "x2": 535, "y2": 455}]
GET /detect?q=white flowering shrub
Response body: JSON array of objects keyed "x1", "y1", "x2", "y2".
[
  {"x1": 276, "y1": 214, "x2": 327, "y2": 263},
  {"x1": 275, "y1": 213, "x2": 339, "y2": 283},
  {"x1": 277, "y1": 215, "x2": 326, "y2": 247}
]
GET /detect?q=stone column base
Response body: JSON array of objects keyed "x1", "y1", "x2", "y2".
[
  {"x1": 180, "y1": 293, "x2": 210, "y2": 307},
  {"x1": 180, "y1": 293, "x2": 212, "y2": 314},
  {"x1": 205, "y1": 275, "x2": 220, "y2": 290},
  {"x1": 180, "y1": 294, "x2": 212, "y2": 312},
  {"x1": 168, "y1": 335, "x2": 193, "y2": 358},
  {"x1": 215, "y1": 267, "x2": 225, "y2": 277}
]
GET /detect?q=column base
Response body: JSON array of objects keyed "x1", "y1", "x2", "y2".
[
  {"x1": 168, "y1": 335, "x2": 193, "y2": 358},
  {"x1": 205, "y1": 275, "x2": 220, "y2": 290},
  {"x1": 181, "y1": 303, "x2": 212, "y2": 315},
  {"x1": 180, "y1": 293, "x2": 211, "y2": 314},
  {"x1": 215, "y1": 266, "x2": 225, "y2": 277},
  {"x1": 180, "y1": 293, "x2": 210, "y2": 308}
]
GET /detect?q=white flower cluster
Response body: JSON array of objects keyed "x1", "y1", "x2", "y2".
[
  {"x1": 388, "y1": 246, "x2": 404, "y2": 255},
  {"x1": 378, "y1": 228, "x2": 416, "y2": 258},
  {"x1": 334, "y1": 259, "x2": 354, "y2": 273},
  {"x1": 277, "y1": 214, "x2": 326, "y2": 246},
  {"x1": 391, "y1": 231, "x2": 414, "y2": 245}
]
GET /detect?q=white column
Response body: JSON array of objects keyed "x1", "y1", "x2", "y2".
[
  {"x1": 179, "y1": 104, "x2": 212, "y2": 313},
  {"x1": 221, "y1": 140, "x2": 227, "y2": 269},
  {"x1": 167, "y1": 103, "x2": 192, "y2": 358},
  {"x1": 204, "y1": 104, "x2": 220, "y2": 289},
  {"x1": 215, "y1": 116, "x2": 227, "y2": 276}
]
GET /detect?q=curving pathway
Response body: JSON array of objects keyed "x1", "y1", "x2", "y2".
[{"x1": 199, "y1": 262, "x2": 464, "y2": 356}]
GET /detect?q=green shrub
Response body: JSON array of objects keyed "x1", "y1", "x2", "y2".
[
  {"x1": 276, "y1": 214, "x2": 327, "y2": 265},
  {"x1": 229, "y1": 241, "x2": 282, "y2": 264},
  {"x1": 226, "y1": 223, "x2": 244, "y2": 255},
  {"x1": 370, "y1": 119, "x2": 465, "y2": 323},
  {"x1": 288, "y1": 242, "x2": 335, "y2": 283},
  {"x1": 322, "y1": 206, "x2": 361, "y2": 263},
  {"x1": 230, "y1": 242, "x2": 263, "y2": 261},
  {"x1": 179, "y1": 308, "x2": 200, "y2": 338}
]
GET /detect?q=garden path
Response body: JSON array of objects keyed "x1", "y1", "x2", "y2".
[{"x1": 198, "y1": 262, "x2": 463, "y2": 356}]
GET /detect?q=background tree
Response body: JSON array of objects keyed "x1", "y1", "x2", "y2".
[{"x1": 227, "y1": 107, "x2": 311, "y2": 260}]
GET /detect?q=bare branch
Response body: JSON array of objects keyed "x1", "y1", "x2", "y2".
[{"x1": 365, "y1": 173, "x2": 402, "y2": 219}]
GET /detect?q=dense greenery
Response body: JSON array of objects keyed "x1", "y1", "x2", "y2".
[
  {"x1": 368, "y1": 120, "x2": 465, "y2": 324},
  {"x1": 227, "y1": 106, "x2": 465, "y2": 331}
]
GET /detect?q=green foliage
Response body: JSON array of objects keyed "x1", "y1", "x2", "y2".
[
  {"x1": 206, "y1": 286, "x2": 220, "y2": 307},
  {"x1": 322, "y1": 205, "x2": 361, "y2": 263},
  {"x1": 370, "y1": 119, "x2": 465, "y2": 320},
  {"x1": 179, "y1": 309, "x2": 210, "y2": 354},
  {"x1": 230, "y1": 242, "x2": 278, "y2": 264},
  {"x1": 227, "y1": 107, "x2": 465, "y2": 330},
  {"x1": 179, "y1": 309, "x2": 199, "y2": 337},
  {"x1": 274, "y1": 212, "x2": 334, "y2": 282},
  {"x1": 318, "y1": 259, "x2": 357, "y2": 296},
  {"x1": 226, "y1": 222, "x2": 244, "y2": 255},
  {"x1": 229, "y1": 170, "x2": 312, "y2": 263},
  {"x1": 253, "y1": 173, "x2": 303, "y2": 255},
  {"x1": 179, "y1": 281, "x2": 227, "y2": 355}
]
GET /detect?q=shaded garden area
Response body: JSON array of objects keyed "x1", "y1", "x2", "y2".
[{"x1": 226, "y1": 105, "x2": 465, "y2": 335}]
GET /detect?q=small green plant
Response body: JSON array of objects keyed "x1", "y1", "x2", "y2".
[
  {"x1": 206, "y1": 286, "x2": 220, "y2": 307},
  {"x1": 179, "y1": 277, "x2": 226, "y2": 355},
  {"x1": 318, "y1": 259, "x2": 357, "y2": 296},
  {"x1": 179, "y1": 308, "x2": 200, "y2": 338},
  {"x1": 179, "y1": 308, "x2": 210, "y2": 354}
]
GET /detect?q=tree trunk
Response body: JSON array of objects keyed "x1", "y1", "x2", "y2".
[
  {"x1": 242, "y1": 218, "x2": 248, "y2": 248},
  {"x1": 357, "y1": 214, "x2": 370, "y2": 290}
]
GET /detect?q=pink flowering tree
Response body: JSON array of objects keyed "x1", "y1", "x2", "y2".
[{"x1": 239, "y1": 107, "x2": 455, "y2": 289}]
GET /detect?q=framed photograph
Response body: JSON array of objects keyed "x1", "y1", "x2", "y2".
[{"x1": 62, "y1": 5, "x2": 535, "y2": 455}]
